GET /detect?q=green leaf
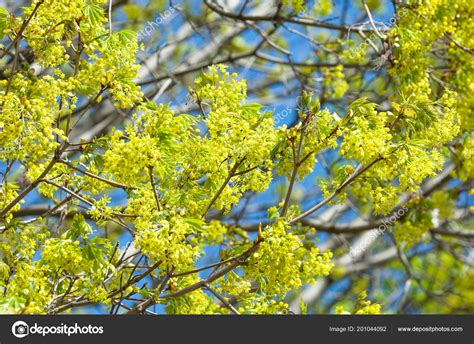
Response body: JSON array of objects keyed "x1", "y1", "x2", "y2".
[
  {"x1": 348, "y1": 97, "x2": 368, "y2": 112},
  {"x1": 117, "y1": 30, "x2": 136, "y2": 44},
  {"x1": 299, "y1": 298, "x2": 307, "y2": 314},
  {"x1": 83, "y1": 245, "x2": 97, "y2": 260},
  {"x1": 1, "y1": 296, "x2": 25, "y2": 311},
  {"x1": 0, "y1": 260, "x2": 9, "y2": 280},
  {"x1": 241, "y1": 103, "x2": 264, "y2": 112},
  {"x1": 66, "y1": 214, "x2": 92, "y2": 240},
  {"x1": 84, "y1": 4, "x2": 103, "y2": 25},
  {"x1": 0, "y1": 7, "x2": 10, "y2": 40},
  {"x1": 183, "y1": 217, "x2": 205, "y2": 230}
]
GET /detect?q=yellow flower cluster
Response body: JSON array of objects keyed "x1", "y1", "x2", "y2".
[
  {"x1": 135, "y1": 216, "x2": 200, "y2": 272},
  {"x1": 244, "y1": 220, "x2": 333, "y2": 297},
  {"x1": 389, "y1": 0, "x2": 474, "y2": 128},
  {"x1": 336, "y1": 291, "x2": 381, "y2": 315},
  {"x1": 340, "y1": 101, "x2": 392, "y2": 164},
  {"x1": 326, "y1": 94, "x2": 458, "y2": 217},
  {"x1": 322, "y1": 65, "x2": 349, "y2": 99}
]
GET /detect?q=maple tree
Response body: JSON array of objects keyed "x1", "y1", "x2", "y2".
[{"x1": 0, "y1": 0, "x2": 472, "y2": 314}]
